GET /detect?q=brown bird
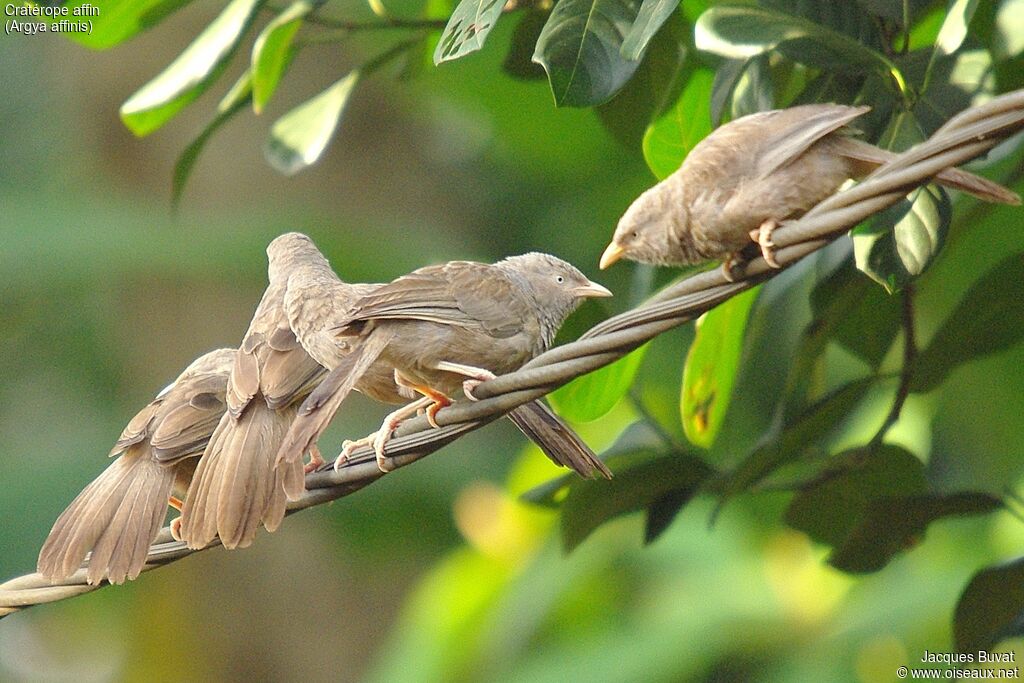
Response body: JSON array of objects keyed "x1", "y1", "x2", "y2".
[
  {"x1": 37, "y1": 348, "x2": 234, "y2": 585},
  {"x1": 277, "y1": 256, "x2": 612, "y2": 493},
  {"x1": 600, "y1": 103, "x2": 1020, "y2": 276},
  {"x1": 177, "y1": 234, "x2": 326, "y2": 550},
  {"x1": 277, "y1": 253, "x2": 613, "y2": 474}
]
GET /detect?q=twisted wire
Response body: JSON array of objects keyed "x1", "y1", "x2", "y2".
[{"x1": 3, "y1": 89, "x2": 1022, "y2": 618}]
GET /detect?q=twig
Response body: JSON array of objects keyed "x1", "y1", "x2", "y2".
[{"x1": 870, "y1": 284, "x2": 917, "y2": 447}]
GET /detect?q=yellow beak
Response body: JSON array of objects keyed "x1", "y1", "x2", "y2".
[
  {"x1": 573, "y1": 281, "x2": 613, "y2": 298},
  {"x1": 599, "y1": 242, "x2": 625, "y2": 270}
]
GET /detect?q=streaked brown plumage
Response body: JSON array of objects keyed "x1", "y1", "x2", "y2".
[
  {"x1": 277, "y1": 258, "x2": 612, "y2": 493},
  {"x1": 277, "y1": 253, "x2": 613, "y2": 474},
  {"x1": 601, "y1": 103, "x2": 1020, "y2": 274},
  {"x1": 37, "y1": 348, "x2": 234, "y2": 585},
  {"x1": 177, "y1": 234, "x2": 326, "y2": 550}
]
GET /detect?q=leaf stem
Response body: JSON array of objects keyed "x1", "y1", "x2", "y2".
[
  {"x1": 870, "y1": 284, "x2": 916, "y2": 447},
  {"x1": 628, "y1": 389, "x2": 684, "y2": 451}
]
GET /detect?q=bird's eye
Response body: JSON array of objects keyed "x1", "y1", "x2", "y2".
[
  {"x1": 555, "y1": 275, "x2": 565, "y2": 284},
  {"x1": 631, "y1": 231, "x2": 639, "y2": 240}
]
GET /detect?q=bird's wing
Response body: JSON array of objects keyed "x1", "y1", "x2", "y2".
[
  {"x1": 756, "y1": 104, "x2": 870, "y2": 178},
  {"x1": 229, "y1": 281, "x2": 324, "y2": 415},
  {"x1": 345, "y1": 262, "x2": 527, "y2": 338},
  {"x1": 149, "y1": 370, "x2": 231, "y2": 464}
]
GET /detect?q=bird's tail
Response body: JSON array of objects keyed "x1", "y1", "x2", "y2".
[
  {"x1": 832, "y1": 137, "x2": 1021, "y2": 205},
  {"x1": 37, "y1": 450, "x2": 176, "y2": 585},
  {"x1": 507, "y1": 400, "x2": 612, "y2": 479},
  {"x1": 275, "y1": 327, "x2": 396, "y2": 500},
  {"x1": 178, "y1": 403, "x2": 299, "y2": 550}
]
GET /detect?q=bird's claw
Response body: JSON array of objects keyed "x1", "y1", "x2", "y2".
[{"x1": 751, "y1": 220, "x2": 781, "y2": 269}]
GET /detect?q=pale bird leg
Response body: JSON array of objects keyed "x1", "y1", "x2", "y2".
[
  {"x1": 721, "y1": 254, "x2": 740, "y2": 282},
  {"x1": 168, "y1": 495, "x2": 184, "y2": 542},
  {"x1": 304, "y1": 444, "x2": 325, "y2": 475},
  {"x1": 750, "y1": 219, "x2": 781, "y2": 269},
  {"x1": 433, "y1": 361, "x2": 497, "y2": 401},
  {"x1": 369, "y1": 396, "x2": 435, "y2": 472}
]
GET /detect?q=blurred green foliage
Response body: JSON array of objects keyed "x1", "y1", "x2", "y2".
[{"x1": 3, "y1": 0, "x2": 1024, "y2": 681}]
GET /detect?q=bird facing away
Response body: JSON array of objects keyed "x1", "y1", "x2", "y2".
[
  {"x1": 276, "y1": 257, "x2": 612, "y2": 494},
  {"x1": 177, "y1": 233, "x2": 327, "y2": 551},
  {"x1": 600, "y1": 103, "x2": 1020, "y2": 277},
  {"x1": 277, "y1": 252, "x2": 613, "y2": 473},
  {"x1": 37, "y1": 348, "x2": 234, "y2": 585}
]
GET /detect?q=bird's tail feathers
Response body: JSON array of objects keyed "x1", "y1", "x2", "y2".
[
  {"x1": 507, "y1": 400, "x2": 611, "y2": 479},
  {"x1": 37, "y1": 450, "x2": 176, "y2": 585}
]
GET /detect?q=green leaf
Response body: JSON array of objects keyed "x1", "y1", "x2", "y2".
[
  {"x1": 520, "y1": 420, "x2": 669, "y2": 507},
  {"x1": 641, "y1": 64, "x2": 713, "y2": 179},
  {"x1": 643, "y1": 487, "x2": 695, "y2": 543},
  {"x1": 172, "y1": 70, "x2": 254, "y2": 209},
  {"x1": 561, "y1": 451, "x2": 711, "y2": 551},
  {"x1": 51, "y1": 0, "x2": 194, "y2": 50},
  {"x1": 955, "y1": 557, "x2": 1024, "y2": 653},
  {"x1": 550, "y1": 343, "x2": 649, "y2": 422},
  {"x1": 502, "y1": 10, "x2": 549, "y2": 80},
  {"x1": 694, "y1": 5, "x2": 904, "y2": 89},
  {"x1": 120, "y1": 0, "x2": 264, "y2": 136},
  {"x1": 719, "y1": 377, "x2": 874, "y2": 498},
  {"x1": 620, "y1": 0, "x2": 679, "y2": 61},
  {"x1": 729, "y1": 53, "x2": 773, "y2": 119},
  {"x1": 265, "y1": 72, "x2": 360, "y2": 176},
  {"x1": 808, "y1": 259, "x2": 901, "y2": 368},
  {"x1": 911, "y1": 254, "x2": 1024, "y2": 393},
  {"x1": 828, "y1": 493, "x2": 1001, "y2": 573},
  {"x1": 784, "y1": 445, "x2": 926, "y2": 547},
  {"x1": 252, "y1": 0, "x2": 315, "y2": 114},
  {"x1": 681, "y1": 286, "x2": 759, "y2": 448},
  {"x1": 853, "y1": 184, "x2": 951, "y2": 294},
  {"x1": 709, "y1": 58, "x2": 748, "y2": 125},
  {"x1": 532, "y1": 0, "x2": 643, "y2": 107},
  {"x1": 596, "y1": 13, "x2": 687, "y2": 148},
  {"x1": 434, "y1": 0, "x2": 508, "y2": 64},
  {"x1": 993, "y1": 0, "x2": 1024, "y2": 60},
  {"x1": 932, "y1": 0, "x2": 978, "y2": 58}
]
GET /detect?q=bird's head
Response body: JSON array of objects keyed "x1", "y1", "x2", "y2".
[
  {"x1": 600, "y1": 184, "x2": 686, "y2": 269},
  {"x1": 266, "y1": 232, "x2": 329, "y2": 281},
  {"x1": 500, "y1": 252, "x2": 612, "y2": 334}
]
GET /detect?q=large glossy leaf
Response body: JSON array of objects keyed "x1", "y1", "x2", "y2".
[
  {"x1": 694, "y1": 5, "x2": 903, "y2": 87},
  {"x1": 993, "y1": 0, "x2": 1024, "y2": 60},
  {"x1": 911, "y1": 254, "x2": 1024, "y2": 393},
  {"x1": 932, "y1": 0, "x2": 978, "y2": 58},
  {"x1": 50, "y1": 0, "x2": 194, "y2": 50},
  {"x1": 532, "y1": 0, "x2": 643, "y2": 107},
  {"x1": 620, "y1": 0, "x2": 680, "y2": 61},
  {"x1": 120, "y1": 0, "x2": 263, "y2": 136},
  {"x1": 784, "y1": 445, "x2": 926, "y2": 547},
  {"x1": 265, "y1": 72, "x2": 360, "y2": 176},
  {"x1": 252, "y1": 0, "x2": 316, "y2": 113},
  {"x1": 808, "y1": 260, "x2": 901, "y2": 368},
  {"x1": 434, "y1": 0, "x2": 508, "y2": 64},
  {"x1": 502, "y1": 10, "x2": 549, "y2": 80},
  {"x1": 955, "y1": 558, "x2": 1024, "y2": 653},
  {"x1": 718, "y1": 377, "x2": 874, "y2": 499},
  {"x1": 561, "y1": 450, "x2": 711, "y2": 550},
  {"x1": 550, "y1": 343, "x2": 649, "y2": 422},
  {"x1": 853, "y1": 184, "x2": 951, "y2": 294},
  {"x1": 597, "y1": 13, "x2": 687, "y2": 148},
  {"x1": 172, "y1": 70, "x2": 254, "y2": 208},
  {"x1": 829, "y1": 492, "x2": 1001, "y2": 573},
  {"x1": 641, "y1": 64, "x2": 713, "y2": 179},
  {"x1": 681, "y1": 286, "x2": 759, "y2": 448}
]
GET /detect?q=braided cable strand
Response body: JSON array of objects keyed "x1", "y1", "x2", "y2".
[{"x1": 3, "y1": 89, "x2": 1023, "y2": 618}]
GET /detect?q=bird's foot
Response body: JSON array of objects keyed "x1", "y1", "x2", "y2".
[
  {"x1": 750, "y1": 220, "x2": 781, "y2": 269},
  {"x1": 333, "y1": 434, "x2": 373, "y2": 471},
  {"x1": 721, "y1": 254, "x2": 741, "y2": 282},
  {"x1": 170, "y1": 516, "x2": 183, "y2": 542},
  {"x1": 433, "y1": 361, "x2": 497, "y2": 401},
  {"x1": 304, "y1": 444, "x2": 325, "y2": 474}
]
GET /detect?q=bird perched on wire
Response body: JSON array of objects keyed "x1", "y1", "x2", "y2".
[
  {"x1": 177, "y1": 234, "x2": 327, "y2": 551},
  {"x1": 600, "y1": 103, "x2": 1020, "y2": 277},
  {"x1": 277, "y1": 253, "x2": 613, "y2": 474},
  {"x1": 276, "y1": 252, "x2": 613, "y2": 489},
  {"x1": 37, "y1": 348, "x2": 234, "y2": 585}
]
